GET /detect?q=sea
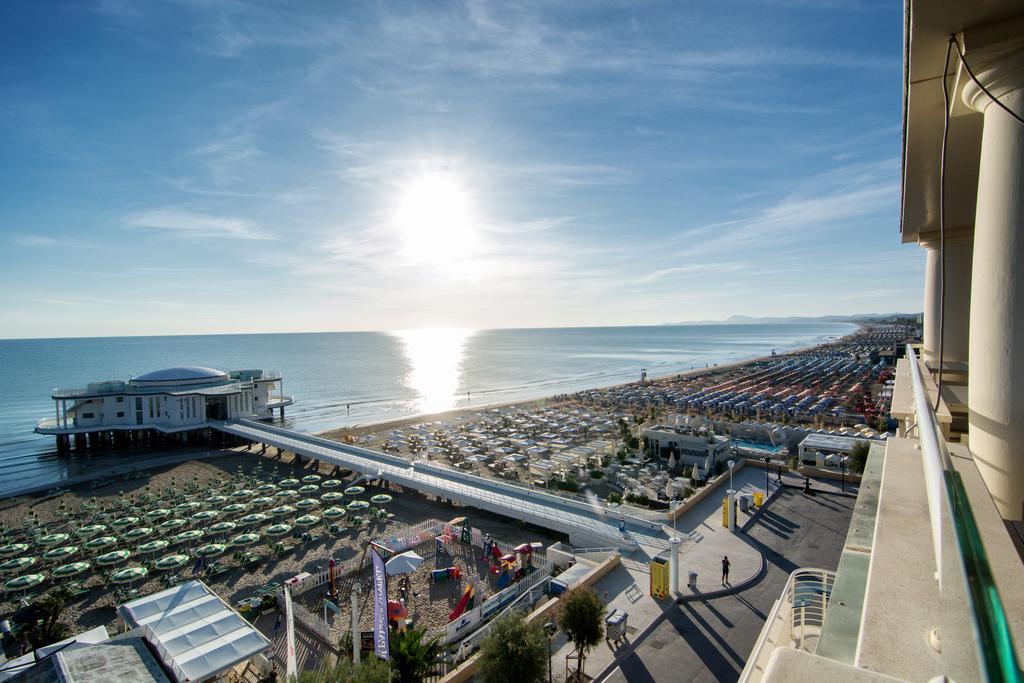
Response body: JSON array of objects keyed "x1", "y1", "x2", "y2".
[{"x1": 0, "y1": 322, "x2": 856, "y2": 497}]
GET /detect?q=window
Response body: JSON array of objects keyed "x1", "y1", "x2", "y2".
[
  {"x1": 116, "y1": 411, "x2": 125, "y2": 418},
  {"x1": 82, "y1": 412, "x2": 94, "y2": 419},
  {"x1": 116, "y1": 396, "x2": 124, "y2": 403}
]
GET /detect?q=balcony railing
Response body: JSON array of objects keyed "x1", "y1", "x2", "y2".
[{"x1": 903, "y1": 344, "x2": 1021, "y2": 682}]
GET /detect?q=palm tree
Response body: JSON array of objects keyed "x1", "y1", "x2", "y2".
[
  {"x1": 389, "y1": 626, "x2": 443, "y2": 683},
  {"x1": 557, "y1": 587, "x2": 605, "y2": 682},
  {"x1": 477, "y1": 612, "x2": 548, "y2": 683}
]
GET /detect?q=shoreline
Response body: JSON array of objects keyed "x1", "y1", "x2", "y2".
[
  {"x1": 2, "y1": 325, "x2": 859, "y2": 502},
  {"x1": 313, "y1": 329, "x2": 854, "y2": 443}
]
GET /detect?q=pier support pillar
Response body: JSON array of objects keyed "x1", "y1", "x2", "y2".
[{"x1": 963, "y1": 50, "x2": 1024, "y2": 520}]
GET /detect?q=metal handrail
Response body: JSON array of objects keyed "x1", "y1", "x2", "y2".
[{"x1": 905, "y1": 345, "x2": 953, "y2": 583}]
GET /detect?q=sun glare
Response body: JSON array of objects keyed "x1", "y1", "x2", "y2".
[
  {"x1": 393, "y1": 171, "x2": 477, "y2": 266},
  {"x1": 395, "y1": 327, "x2": 474, "y2": 414}
]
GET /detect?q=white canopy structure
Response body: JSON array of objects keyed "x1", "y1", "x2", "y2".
[{"x1": 118, "y1": 581, "x2": 270, "y2": 683}]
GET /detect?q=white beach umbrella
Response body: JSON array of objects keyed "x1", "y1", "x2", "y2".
[{"x1": 385, "y1": 551, "x2": 424, "y2": 576}]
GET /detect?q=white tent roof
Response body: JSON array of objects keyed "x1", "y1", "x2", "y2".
[{"x1": 118, "y1": 581, "x2": 270, "y2": 683}]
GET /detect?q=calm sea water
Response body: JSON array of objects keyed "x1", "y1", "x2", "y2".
[{"x1": 0, "y1": 322, "x2": 855, "y2": 495}]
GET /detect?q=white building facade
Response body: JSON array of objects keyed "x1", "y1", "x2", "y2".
[{"x1": 36, "y1": 366, "x2": 293, "y2": 450}]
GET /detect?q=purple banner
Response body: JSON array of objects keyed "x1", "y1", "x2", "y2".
[{"x1": 371, "y1": 548, "x2": 390, "y2": 660}]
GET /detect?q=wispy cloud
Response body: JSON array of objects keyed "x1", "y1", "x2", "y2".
[{"x1": 124, "y1": 207, "x2": 272, "y2": 240}]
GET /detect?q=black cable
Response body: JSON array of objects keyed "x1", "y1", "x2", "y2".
[
  {"x1": 934, "y1": 37, "x2": 952, "y2": 412},
  {"x1": 953, "y1": 37, "x2": 1024, "y2": 126}
]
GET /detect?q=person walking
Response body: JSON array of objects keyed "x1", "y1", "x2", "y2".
[{"x1": 721, "y1": 555, "x2": 731, "y2": 585}]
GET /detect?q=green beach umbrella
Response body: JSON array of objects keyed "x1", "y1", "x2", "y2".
[
  {"x1": 0, "y1": 557, "x2": 37, "y2": 574},
  {"x1": 137, "y1": 539, "x2": 169, "y2": 555},
  {"x1": 301, "y1": 474, "x2": 322, "y2": 484},
  {"x1": 294, "y1": 498, "x2": 319, "y2": 510},
  {"x1": 264, "y1": 523, "x2": 292, "y2": 537},
  {"x1": 175, "y1": 501, "x2": 202, "y2": 512},
  {"x1": 206, "y1": 495, "x2": 228, "y2": 505},
  {"x1": 344, "y1": 486, "x2": 365, "y2": 496},
  {"x1": 239, "y1": 513, "x2": 268, "y2": 526},
  {"x1": 4, "y1": 573, "x2": 46, "y2": 591},
  {"x1": 154, "y1": 554, "x2": 190, "y2": 570},
  {"x1": 294, "y1": 515, "x2": 320, "y2": 527},
  {"x1": 76, "y1": 524, "x2": 107, "y2": 538},
  {"x1": 0, "y1": 543, "x2": 29, "y2": 557},
  {"x1": 95, "y1": 549, "x2": 131, "y2": 566},
  {"x1": 111, "y1": 516, "x2": 139, "y2": 529},
  {"x1": 256, "y1": 483, "x2": 277, "y2": 493},
  {"x1": 274, "y1": 490, "x2": 298, "y2": 499},
  {"x1": 43, "y1": 545, "x2": 78, "y2": 562},
  {"x1": 230, "y1": 533, "x2": 260, "y2": 547},
  {"x1": 145, "y1": 508, "x2": 170, "y2": 520},
  {"x1": 250, "y1": 496, "x2": 274, "y2": 507},
  {"x1": 223, "y1": 503, "x2": 248, "y2": 515},
  {"x1": 321, "y1": 479, "x2": 344, "y2": 489},
  {"x1": 84, "y1": 536, "x2": 117, "y2": 550},
  {"x1": 110, "y1": 566, "x2": 148, "y2": 584},
  {"x1": 195, "y1": 543, "x2": 225, "y2": 558},
  {"x1": 298, "y1": 484, "x2": 319, "y2": 495},
  {"x1": 209, "y1": 521, "x2": 236, "y2": 535},
  {"x1": 51, "y1": 561, "x2": 90, "y2": 578},
  {"x1": 123, "y1": 527, "x2": 153, "y2": 541},
  {"x1": 321, "y1": 492, "x2": 345, "y2": 503},
  {"x1": 347, "y1": 501, "x2": 370, "y2": 512},
  {"x1": 171, "y1": 529, "x2": 204, "y2": 544},
  {"x1": 37, "y1": 533, "x2": 70, "y2": 547},
  {"x1": 269, "y1": 505, "x2": 295, "y2": 518},
  {"x1": 322, "y1": 506, "x2": 347, "y2": 519},
  {"x1": 370, "y1": 494, "x2": 393, "y2": 505},
  {"x1": 278, "y1": 479, "x2": 299, "y2": 488},
  {"x1": 159, "y1": 518, "x2": 187, "y2": 531},
  {"x1": 191, "y1": 510, "x2": 220, "y2": 523},
  {"x1": 230, "y1": 489, "x2": 254, "y2": 499}
]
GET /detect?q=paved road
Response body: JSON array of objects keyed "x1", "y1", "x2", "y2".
[{"x1": 603, "y1": 486, "x2": 855, "y2": 682}]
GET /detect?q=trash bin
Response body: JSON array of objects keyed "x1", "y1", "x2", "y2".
[
  {"x1": 606, "y1": 609, "x2": 628, "y2": 642},
  {"x1": 688, "y1": 570, "x2": 698, "y2": 587},
  {"x1": 753, "y1": 492, "x2": 764, "y2": 507},
  {"x1": 739, "y1": 495, "x2": 750, "y2": 513}
]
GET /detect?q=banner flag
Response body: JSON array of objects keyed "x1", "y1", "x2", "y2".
[{"x1": 371, "y1": 548, "x2": 390, "y2": 660}]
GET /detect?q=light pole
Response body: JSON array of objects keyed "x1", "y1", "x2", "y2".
[
  {"x1": 544, "y1": 621, "x2": 557, "y2": 683},
  {"x1": 727, "y1": 459, "x2": 735, "y2": 491},
  {"x1": 763, "y1": 456, "x2": 771, "y2": 496},
  {"x1": 840, "y1": 456, "x2": 848, "y2": 493}
]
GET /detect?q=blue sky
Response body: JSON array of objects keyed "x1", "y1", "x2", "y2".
[{"x1": 0, "y1": 0, "x2": 921, "y2": 338}]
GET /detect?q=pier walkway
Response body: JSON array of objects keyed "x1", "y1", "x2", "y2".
[{"x1": 213, "y1": 419, "x2": 661, "y2": 549}]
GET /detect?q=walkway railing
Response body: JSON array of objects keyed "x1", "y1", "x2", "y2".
[{"x1": 739, "y1": 568, "x2": 835, "y2": 683}]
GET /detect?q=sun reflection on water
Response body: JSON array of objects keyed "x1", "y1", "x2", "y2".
[{"x1": 394, "y1": 328, "x2": 474, "y2": 414}]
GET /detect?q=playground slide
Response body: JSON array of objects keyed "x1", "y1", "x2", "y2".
[{"x1": 448, "y1": 585, "x2": 474, "y2": 622}]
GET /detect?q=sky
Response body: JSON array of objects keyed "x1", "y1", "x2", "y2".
[{"x1": 0, "y1": 0, "x2": 922, "y2": 339}]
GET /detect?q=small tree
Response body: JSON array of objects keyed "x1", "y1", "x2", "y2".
[
  {"x1": 22, "y1": 587, "x2": 71, "y2": 650},
  {"x1": 477, "y1": 612, "x2": 548, "y2": 683},
  {"x1": 294, "y1": 657, "x2": 391, "y2": 683},
  {"x1": 389, "y1": 626, "x2": 443, "y2": 683},
  {"x1": 557, "y1": 587, "x2": 605, "y2": 681},
  {"x1": 849, "y1": 440, "x2": 870, "y2": 474}
]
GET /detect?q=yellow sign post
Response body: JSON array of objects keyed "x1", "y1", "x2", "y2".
[{"x1": 650, "y1": 554, "x2": 670, "y2": 599}]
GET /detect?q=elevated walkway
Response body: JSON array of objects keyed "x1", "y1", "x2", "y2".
[{"x1": 213, "y1": 419, "x2": 656, "y2": 549}]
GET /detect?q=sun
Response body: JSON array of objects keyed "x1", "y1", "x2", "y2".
[{"x1": 393, "y1": 171, "x2": 477, "y2": 266}]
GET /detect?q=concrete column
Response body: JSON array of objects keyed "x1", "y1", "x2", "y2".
[
  {"x1": 669, "y1": 536, "x2": 681, "y2": 598},
  {"x1": 920, "y1": 234, "x2": 973, "y2": 365},
  {"x1": 963, "y1": 53, "x2": 1024, "y2": 520}
]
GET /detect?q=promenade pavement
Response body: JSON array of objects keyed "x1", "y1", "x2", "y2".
[
  {"x1": 600, "y1": 485, "x2": 856, "y2": 682},
  {"x1": 548, "y1": 466, "x2": 772, "y2": 682}
]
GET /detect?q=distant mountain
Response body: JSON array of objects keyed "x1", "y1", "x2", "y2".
[{"x1": 665, "y1": 313, "x2": 921, "y2": 325}]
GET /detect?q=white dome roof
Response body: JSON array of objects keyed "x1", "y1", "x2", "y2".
[{"x1": 131, "y1": 366, "x2": 229, "y2": 384}]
